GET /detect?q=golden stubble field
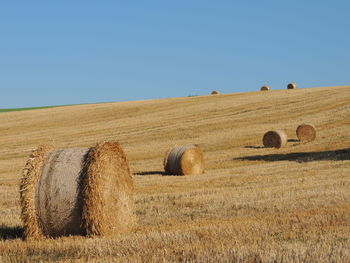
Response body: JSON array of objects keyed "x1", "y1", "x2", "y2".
[{"x1": 0, "y1": 86, "x2": 349, "y2": 262}]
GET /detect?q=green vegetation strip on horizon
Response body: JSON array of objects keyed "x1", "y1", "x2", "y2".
[
  {"x1": 0, "y1": 101, "x2": 119, "y2": 113},
  {"x1": 0, "y1": 105, "x2": 59, "y2": 113}
]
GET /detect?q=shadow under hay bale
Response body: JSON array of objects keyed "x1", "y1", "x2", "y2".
[
  {"x1": 288, "y1": 139, "x2": 299, "y2": 142},
  {"x1": 263, "y1": 130, "x2": 288, "y2": 148},
  {"x1": 0, "y1": 226, "x2": 24, "y2": 240},
  {"x1": 296, "y1": 124, "x2": 316, "y2": 142},
  {"x1": 234, "y1": 148, "x2": 350, "y2": 163},
  {"x1": 134, "y1": 171, "x2": 166, "y2": 176},
  {"x1": 244, "y1": 146, "x2": 265, "y2": 149},
  {"x1": 20, "y1": 141, "x2": 135, "y2": 239},
  {"x1": 163, "y1": 145, "x2": 205, "y2": 175}
]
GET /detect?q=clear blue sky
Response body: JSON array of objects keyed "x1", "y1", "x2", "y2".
[{"x1": 1, "y1": 1, "x2": 349, "y2": 108}]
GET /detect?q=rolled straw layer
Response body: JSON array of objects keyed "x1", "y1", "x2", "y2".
[
  {"x1": 263, "y1": 130, "x2": 288, "y2": 148},
  {"x1": 164, "y1": 145, "x2": 205, "y2": 175},
  {"x1": 296, "y1": 124, "x2": 316, "y2": 141},
  {"x1": 20, "y1": 141, "x2": 134, "y2": 239}
]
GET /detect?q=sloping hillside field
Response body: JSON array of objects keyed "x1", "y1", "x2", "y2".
[{"x1": 0, "y1": 86, "x2": 349, "y2": 262}]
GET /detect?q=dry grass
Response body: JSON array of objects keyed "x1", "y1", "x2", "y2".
[{"x1": 0, "y1": 86, "x2": 350, "y2": 262}]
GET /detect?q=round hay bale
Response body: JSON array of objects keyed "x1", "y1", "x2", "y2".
[
  {"x1": 211, "y1": 91, "x2": 220, "y2": 95},
  {"x1": 20, "y1": 141, "x2": 134, "y2": 239},
  {"x1": 163, "y1": 145, "x2": 205, "y2": 175},
  {"x1": 296, "y1": 124, "x2": 316, "y2": 141},
  {"x1": 260, "y1": 85, "x2": 270, "y2": 91},
  {"x1": 263, "y1": 130, "x2": 288, "y2": 148},
  {"x1": 287, "y1": 83, "x2": 297, "y2": 89}
]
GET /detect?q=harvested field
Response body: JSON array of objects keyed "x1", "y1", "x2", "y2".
[{"x1": 0, "y1": 86, "x2": 349, "y2": 262}]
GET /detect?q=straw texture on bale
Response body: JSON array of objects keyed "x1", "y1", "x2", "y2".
[
  {"x1": 287, "y1": 83, "x2": 297, "y2": 89},
  {"x1": 296, "y1": 124, "x2": 316, "y2": 141},
  {"x1": 211, "y1": 91, "x2": 220, "y2": 95},
  {"x1": 20, "y1": 144, "x2": 54, "y2": 239},
  {"x1": 263, "y1": 130, "x2": 288, "y2": 148},
  {"x1": 20, "y1": 141, "x2": 134, "y2": 239},
  {"x1": 163, "y1": 145, "x2": 205, "y2": 175},
  {"x1": 260, "y1": 85, "x2": 270, "y2": 91}
]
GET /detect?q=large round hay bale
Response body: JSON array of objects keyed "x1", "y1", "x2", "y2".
[
  {"x1": 211, "y1": 91, "x2": 220, "y2": 95},
  {"x1": 263, "y1": 130, "x2": 288, "y2": 148},
  {"x1": 287, "y1": 83, "x2": 297, "y2": 89},
  {"x1": 163, "y1": 145, "x2": 205, "y2": 175},
  {"x1": 296, "y1": 124, "x2": 316, "y2": 141},
  {"x1": 260, "y1": 85, "x2": 270, "y2": 91},
  {"x1": 20, "y1": 141, "x2": 134, "y2": 239}
]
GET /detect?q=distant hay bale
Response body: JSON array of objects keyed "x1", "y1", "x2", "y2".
[
  {"x1": 296, "y1": 124, "x2": 316, "y2": 141},
  {"x1": 260, "y1": 85, "x2": 270, "y2": 91},
  {"x1": 163, "y1": 145, "x2": 205, "y2": 175},
  {"x1": 211, "y1": 91, "x2": 220, "y2": 95},
  {"x1": 20, "y1": 141, "x2": 134, "y2": 239},
  {"x1": 287, "y1": 83, "x2": 297, "y2": 89},
  {"x1": 263, "y1": 130, "x2": 288, "y2": 148}
]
